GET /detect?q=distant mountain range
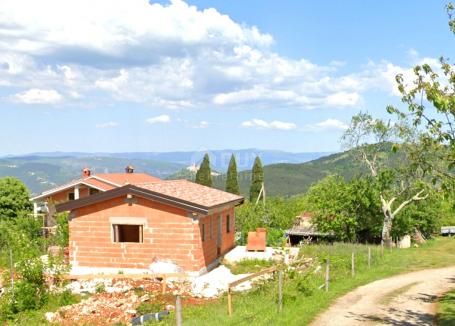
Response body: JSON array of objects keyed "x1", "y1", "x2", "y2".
[
  {"x1": 0, "y1": 149, "x2": 331, "y2": 195},
  {"x1": 177, "y1": 144, "x2": 398, "y2": 197}
]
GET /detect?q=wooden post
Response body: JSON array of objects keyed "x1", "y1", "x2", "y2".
[
  {"x1": 162, "y1": 275, "x2": 167, "y2": 294},
  {"x1": 278, "y1": 270, "x2": 283, "y2": 313},
  {"x1": 368, "y1": 247, "x2": 371, "y2": 269},
  {"x1": 351, "y1": 252, "x2": 355, "y2": 277},
  {"x1": 227, "y1": 288, "x2": 233, "y2": 316},
  {"x1": 176, "y1": 295, "x2": 182, "y2": 326},
  {"x1": 325, "y1": 258, "x2": 330, "y2": 292},
  {"x1": 381, "y1": 241, "x2": 384, "y2": 258}
]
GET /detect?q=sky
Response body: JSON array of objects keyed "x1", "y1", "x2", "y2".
[{"x1": 0, "y1": 0, "x2": 453, "y2": 155}]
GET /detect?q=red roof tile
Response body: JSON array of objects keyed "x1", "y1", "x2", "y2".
[{"x1": 135, "y1": 180, "x2": 243, "y2": 208}]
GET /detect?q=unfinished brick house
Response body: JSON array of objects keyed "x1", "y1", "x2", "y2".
[{"x1": 44, "y1": 167, "x2": 243, "y2": 274}]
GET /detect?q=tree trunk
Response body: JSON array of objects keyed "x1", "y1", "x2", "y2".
[{"x1": 382, "y1": 215, "x2": 393, "y2": 248}]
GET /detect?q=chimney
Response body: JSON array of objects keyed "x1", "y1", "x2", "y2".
[
  {"x1": 125, "y1": 165, "x2": 134, "y2": 174},
  {"x1": 82, "y1": 167, "x2": 91, "y2": 178}
]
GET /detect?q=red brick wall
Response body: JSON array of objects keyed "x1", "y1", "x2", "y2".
[{"x1": 69, "y1": 196, "x2": 235, "y2": 272}]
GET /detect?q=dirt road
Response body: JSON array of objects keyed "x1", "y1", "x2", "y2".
[{"x1": 310, "y1": 266, "x2": 455, "y2": 326}]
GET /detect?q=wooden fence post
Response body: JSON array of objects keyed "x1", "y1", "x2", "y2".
[
  {"x1": 325, "y1": 258, "x2": 330, "y2": 292},
  {"x1": 381, "y1": 241, "x2": 384, "y2": 258},
  {"x1": 162, "y1": 275, "x2": 167, "y2": 294},
  {"x1": 176, "y1": 295, "x2": 182, "y2": 326},
  {"x1": 227, "y1": 288, "x2": 233, "y2": 316},
  {"x1": 351, "y1": 252, "x2": 355, "y2": 277},
  {"x1": 278, "y1": 270, "x2": 283, "y2": 313},
  {"x1": 368, "y1": 247, "x2": 371, "y2": 269}
]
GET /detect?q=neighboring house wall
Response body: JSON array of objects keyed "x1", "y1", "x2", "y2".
[
  {"x1": 69, "y1": 196, "x2": 235, "y2": 273},
  {"x1": 48, "y1": 187, "x2": 91, "y2": 203}
]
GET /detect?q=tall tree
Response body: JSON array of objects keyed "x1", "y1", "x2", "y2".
[
  {"x1": 342, "y1": 113, "x2": 428, "y2": 248},
  {"x1": 225, "y1": 154, "x2": 240, "y2": 194},
  {"x1": 387, "y1": 3, "x2": 455, "y2": 190},
  {"x1": 0, "y1": 177, "x2": 32, "y2": 219},
  {"x1": 249, "y1": 156, "x2": 264, "y2": 203},
  {"x1": 195, "y1": 153, "x2": 212, "y2": 187}
]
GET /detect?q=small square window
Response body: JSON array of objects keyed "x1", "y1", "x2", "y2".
[
  {"x1": 68, "y1": 192, "x2": 75, "y2": 201},
  {"x1": 113, "y1": 224, "x2": 143, "y2": 243}
]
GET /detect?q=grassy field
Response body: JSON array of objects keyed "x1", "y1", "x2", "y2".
[
  {"x1": 160, "y1": 237, "x2": 455, "y2": 326},
  {"x1": 437, "y1": 288, "x2": 455, "y2": 326}
]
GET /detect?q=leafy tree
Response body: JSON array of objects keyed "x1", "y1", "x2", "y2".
[
  {"x1": 387, "y1": 4, "x2": 455, "y2": 190},
  {"x1": 342, "y1": 113, "x2": 428, "y2": 247},
  {"x1": 250, "y1": 156, "x2": 264, "y2": 203},
  {"x1": 0, "y1": 177, "x2": 32, "y2": 219},
  {"x1": 305, "y1": 175, "x2": 382, "y2": 242},
  {"x1": 225, "y1": 154, "x2": 240, "y2": 195},
  {"x1": 195, "y1": 153, "x2": 212, "y2": 187}
]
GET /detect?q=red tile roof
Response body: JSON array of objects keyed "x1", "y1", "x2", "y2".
[
  {"x1": 94, "y1": 173, "x2": 161, "y2": 186},
  {"x1": 135, "y1": 180, "x2": 243, "y2": 208}
]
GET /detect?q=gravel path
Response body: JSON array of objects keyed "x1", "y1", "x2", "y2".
[{"x1": 310, "y1": 266, "x2": 455, "y2": 326}]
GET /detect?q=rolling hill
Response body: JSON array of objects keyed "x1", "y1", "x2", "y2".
[
  {"x1": 207, "y1": 144, "x2": 397, "y2": 197},
  {"x1": 0, "y1": 149, "x2": 329, "y2": 196}
]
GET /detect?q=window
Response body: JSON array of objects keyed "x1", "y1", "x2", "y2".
[
  {"x1": 68, "y1": 192, "x2": 75, "y2": 201},
  {"x1": 226, "y1": 215, "x2": 231, "y2": 233},
  {"x1": 112, "y1": 224, "x2": 143, "y2": 243},
  {"x1": 89, "y1": 188, "x2": 99, "y2": 195},
  {"x1": 201, "y1": 223, "x2": 205, "y2": 242}
]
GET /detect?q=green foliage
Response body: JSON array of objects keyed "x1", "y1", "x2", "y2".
[
  {"x1": 305, "y1": 175, "x2": 382, "y2": 242},
  {"x1": 54, "y1": 212, "x2": 69, "y2": 248},
  {"x1": 235, "y1": 197, "x2": 306, "y2": 246},
  {"x1": 225, "y1": 154, "x2": 240, "y2": 195},
  {"x1": 0, "y1": 177, "x2": 32, "y2": 219},
  {"x1": 249, "y1": 156, "x2": 264, "y2": 202},
  {"x1": 195, "y1": 153, "x2": 212, "y2": 187}
]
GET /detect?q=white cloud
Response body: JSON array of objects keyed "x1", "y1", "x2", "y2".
[
  {"x1": 241, "y1": 119, "x2": 297, "y2": 130},
  {"x1": 146, "y1": 114, "x2": 171, "y2": 124},
  {"x1": 0, "y1": 0, "x2": 427, "y2": 110},
  {"x1": 196, "y1": 121, "x2": 209, "y2": 128},
  {"x1": 95, "y1": 121, "x2": 118, "y2": 128},
  {"x1": 304, "y1": 119, "x2": 348, "y2": 132},
  {"x1": 12, "y1": 88, "x2": 62, "y2": 104}
]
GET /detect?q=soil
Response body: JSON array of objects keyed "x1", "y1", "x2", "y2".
[{"x1": 310, "y1": 266, "x2": 455, "y2": 326}]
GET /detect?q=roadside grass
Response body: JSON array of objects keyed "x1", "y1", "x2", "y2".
[
  {"x1": 437, "y1": 288, "x2": 455, "y2": 326},
  {"x1": 161, "y1": 237, "x2": 455, "y2": 326},
  {"x1": 223, "y1": 259, "x2": 274, "y2": 275}
]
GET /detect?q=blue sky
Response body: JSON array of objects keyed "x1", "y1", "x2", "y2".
[{"x1": 0, "y1": 0, "x2": 452, "y2": 155}]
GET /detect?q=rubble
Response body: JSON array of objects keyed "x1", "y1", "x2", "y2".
[{"x1": 191, "y1": 265, "x2": 251, "y2": 298}]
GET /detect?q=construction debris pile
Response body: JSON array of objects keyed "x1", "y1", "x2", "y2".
[{"x1": 47, "y1": 278, "x2": 186, "y2": 325}]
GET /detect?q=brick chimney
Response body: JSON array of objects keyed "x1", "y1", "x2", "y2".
[
  {"x1": 82, "y1": 167, "x2": 91, "y2": 178},
  {"x1": 125, "y1": 165, "x2": 134, "y2": 174}
]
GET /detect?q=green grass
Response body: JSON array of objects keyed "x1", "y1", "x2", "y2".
[
  {"x1": 2, "y1": 290, "x2": 83, "y2": 326},
  {"x1": 161, "y1": 237, "x2": 455, "y2": 326},
  {"x1": 223, "y1": 259, "x2": 274, "y2": 275},
  {"x1": 437, "y1": 288, "x2": 455, "y2": 326}
]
